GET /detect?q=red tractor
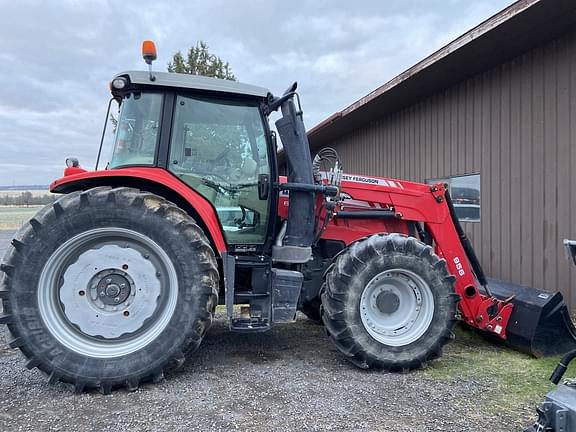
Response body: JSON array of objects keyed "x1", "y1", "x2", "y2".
[{"x1": 1, "y1": 42, "x2": 575, "y2": 393}]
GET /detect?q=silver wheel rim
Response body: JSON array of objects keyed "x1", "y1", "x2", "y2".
[
  {"x1": 38, "y1": 227, "x2": 178, "y2": 358},
  {"x1": 360, "y1": 269, "x2": 434, "y2": 346}
]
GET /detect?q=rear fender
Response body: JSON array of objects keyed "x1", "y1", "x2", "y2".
[{"x1": 50, "y1": 167, "x2": 227, "y2": 254}]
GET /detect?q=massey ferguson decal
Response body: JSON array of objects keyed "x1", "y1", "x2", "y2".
[{"x1": 342, "y1": 174, "x2": 404, "y2": 189}]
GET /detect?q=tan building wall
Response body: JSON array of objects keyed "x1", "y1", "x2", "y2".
[{"x1": 326, "y1": 30, "x2": 576, "y2": 309}]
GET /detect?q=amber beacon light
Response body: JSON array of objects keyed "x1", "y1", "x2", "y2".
[
  {"x1": 142, "y1": 40, "x2": 157, "y2": 81},
  {"x1": 142, "y1": 40, "x2": 157, "y2": 64}
]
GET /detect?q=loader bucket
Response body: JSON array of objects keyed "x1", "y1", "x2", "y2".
[{"x1": 487, "y1": 278, "x2": 576, "y2": 357}]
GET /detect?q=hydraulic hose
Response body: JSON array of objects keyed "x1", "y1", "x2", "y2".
[
  {"x1": 96, "y1": 98, "x2": 115, "y2": 170},
  {"x1": 550, "y1": 349, "x2": 576, "y2": 384}
]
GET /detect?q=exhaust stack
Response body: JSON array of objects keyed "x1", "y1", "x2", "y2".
[{"x1": 272, "y1": 84, "x2": 315, "y2": 263}]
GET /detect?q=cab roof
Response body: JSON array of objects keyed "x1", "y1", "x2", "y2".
[{"x1": 115, "y1": 71, "x2": 270, "y2": 98}]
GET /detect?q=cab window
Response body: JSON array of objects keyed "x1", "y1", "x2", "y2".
[
  {"x1": 169, "y1": 95, "x2": 271, "y2": 244},
  {"x1": 109, "y1": 92, "x2": 163, "y2": 168}
]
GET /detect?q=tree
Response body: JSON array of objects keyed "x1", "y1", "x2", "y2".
[
  {"x1": 167, "y1": 41, "x2": 242, "y2": 176},
  {"x1": 167, "y1": 41, "x2": 236, "y2": 81}
]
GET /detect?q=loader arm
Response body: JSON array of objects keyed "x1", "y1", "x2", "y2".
[
  {"x1": 424, "y1": 208, "x2": 514, "y2": 338},
  {"x1": 318, "y1": 179, "x2": 514, "y2": 340}
]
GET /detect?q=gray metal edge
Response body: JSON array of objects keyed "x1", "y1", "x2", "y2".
[{"x1": 115, "y1": 70, "x2": 270, "y2": 98}]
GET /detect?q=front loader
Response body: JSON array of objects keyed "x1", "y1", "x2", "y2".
[{"x1": 1, "y1": 41, "x2": 575, "y2": 393}]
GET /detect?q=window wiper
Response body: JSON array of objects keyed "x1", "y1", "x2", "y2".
[
  {"x1": 201, "y1": 177, "x2": 257, "y2": 194},
  {"x1": 201, "y1": 177, "x2": 230, "y2": 194},
  {"x1": 233, "y1": 182, "x2": 258, "y2": 189}
]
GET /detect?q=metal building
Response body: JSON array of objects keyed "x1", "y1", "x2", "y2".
[{"x1": 302, "y1": 0, "x2": 576, "y2": 308}]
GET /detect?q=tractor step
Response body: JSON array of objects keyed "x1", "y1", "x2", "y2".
[
  {"x1": 234, "y1": 291, "x2": 270, "y2": 300},
  {"x1": 230, "y1": 317, "x2": 271, "y2": 332},
  {"x1": 230, "y1": 303, "x2": 272, "y2": 332},
  {"x1": 223, "y1": 254, "x2": 304, "y2": 330}
]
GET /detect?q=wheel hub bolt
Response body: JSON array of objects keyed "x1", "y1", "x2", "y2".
[
  {"x1": 105, "y1": 284, "x2": 121, "y2": 297},
  {"x1": 94, "y1": 272, "x2": 133, "y2": 306}
]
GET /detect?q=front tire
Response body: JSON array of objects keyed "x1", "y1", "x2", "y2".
[
  {"x1": 0, "y1": 187, "x2": 219, "y2": 393},
  {"x1": 321, "y1": 233, "x2": 459, "y2": 370}
]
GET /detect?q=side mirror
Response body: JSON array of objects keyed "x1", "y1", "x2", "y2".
[{"x1": 258, "y1": 174, "x2": 270, "y2": 200}]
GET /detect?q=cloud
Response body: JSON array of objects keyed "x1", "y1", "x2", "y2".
[{"x1": 0, "y1": 0, "x2": 513, "y2": 185}]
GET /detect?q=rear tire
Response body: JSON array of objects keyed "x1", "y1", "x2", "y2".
[
  {"x1": 0, "y1": 187, "x2": 219, "y2": 393},
  {"x1": 321, "y1": 233, "x2": 459, "y2": 370}
]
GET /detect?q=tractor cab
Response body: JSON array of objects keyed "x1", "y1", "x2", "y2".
[{"x1": 107, "y1": 71, "x2": 276, "y2": 248}]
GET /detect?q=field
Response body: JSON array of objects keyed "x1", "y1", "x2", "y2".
[
  {"x1": 0, "y1": 206, "x2": 42, "y2": 230},
  {"x1": 0, "y1": 189, "x2": 49, "y2": 198}
]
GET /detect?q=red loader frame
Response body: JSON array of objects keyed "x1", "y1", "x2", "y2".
[{"x1": 306, "y1": 174, "x2": 514, "y2": 341}]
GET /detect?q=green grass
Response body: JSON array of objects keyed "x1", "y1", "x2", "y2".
[
  {"x1": 0, "y1": 206, "x2": 42, "y2": 230},
  {"x1": 422, "y1": 324, "x2": 563, "y2": 414}
]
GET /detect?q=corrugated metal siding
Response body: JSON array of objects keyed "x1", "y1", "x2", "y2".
[{"x1": 327, "y1": 30, "x2": 576, "y2": 309}]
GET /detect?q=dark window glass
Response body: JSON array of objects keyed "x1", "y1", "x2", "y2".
[
  {"x1": 169, "y1": 95, "x2": 270, "y2": 244},
  {"x1": 109, "y1": 92, "x2": 163, "y2": 168},
  {"x1": 426, "y1": 174, "x2": 480, "y2": 222}
]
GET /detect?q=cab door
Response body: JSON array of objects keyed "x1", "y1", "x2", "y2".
[{"x1": 168, "y1": 94, "x2": 273, "y2": 246}]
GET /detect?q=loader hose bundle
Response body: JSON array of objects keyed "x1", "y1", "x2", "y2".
[{"x1": 312, "y1": 147, "x2": 343, "y2": 188}]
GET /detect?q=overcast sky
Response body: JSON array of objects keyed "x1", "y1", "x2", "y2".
[{"x1": 0, "y1": 0, "x2": 513, "y2": 186}]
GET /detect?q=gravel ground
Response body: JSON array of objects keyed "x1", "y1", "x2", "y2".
[{"x1": 0, "y1": 229, "x2": 534, "y2": 431}]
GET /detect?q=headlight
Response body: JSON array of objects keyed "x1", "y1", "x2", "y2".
[
  {"x1": 111, "y1": 77, "x2": 128, "y2": 90},
  {"x1": 66, "y1": 157, "x2": 79, "y2": 168}
]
